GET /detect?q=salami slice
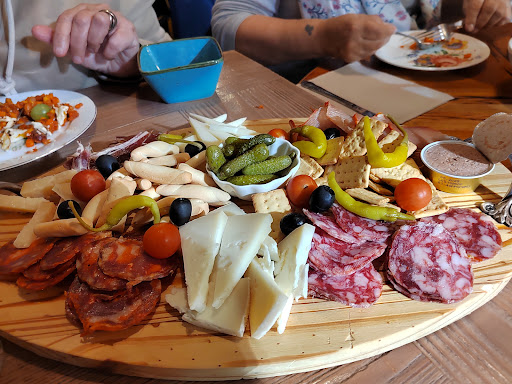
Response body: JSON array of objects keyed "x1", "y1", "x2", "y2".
[
  {"x1": 76, "y1": 238, "x2": 127, "y2": 291},
  {"x1": 388, "y1": 222, "x2": 473, "y2": 304},
  {"x1": 0, "y1": 238, "x2": 55, "y2": 274},
  {"x1": 17, "y1": 258, "x2": 76, "y2": 291},
  {"x1": 66, "y1": 276, "x2": 161, "y2": 335},
  {"x1": 98, "y1": 238, "x2": 177, "y2": 284},
  {"x1": 308, "y1": 264, "x2": 383, "y2": 308},
  {"x1": 420, "y1": 208, "x2": 502, "y2": 262},
  {"x1": 309, "y1": 228, "x2": 387, "y2": 276},
  {"x1": 331, "y1": 203, "x2": 393, "y2": 243},
  {"x1": 303, "y1": 209, "x2": 363, "y2": 244}
]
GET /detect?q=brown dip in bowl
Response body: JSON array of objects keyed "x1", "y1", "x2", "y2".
[{"x1": 420, "y1": 140, "x2": 495, "y2": 193}]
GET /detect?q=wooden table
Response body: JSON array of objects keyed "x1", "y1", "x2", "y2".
[{"x1": 1, "y1": 24, "x2": 512, "y2": 383}]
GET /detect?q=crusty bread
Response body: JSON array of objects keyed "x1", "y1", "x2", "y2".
[{"x1": 472, "y1": 112, "x2": 512, "y2": 163}]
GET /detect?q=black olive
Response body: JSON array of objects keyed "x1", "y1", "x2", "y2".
[
  {"x1": 185, "y1": 141, "x2": 206, "y2": 158},
  {"x1": 309, "y1": 185, "x2": 335, "y2": 213},
  {"x1": 323, "y1": 128, "x2": 341, "y2": 140},
  {"x1": 169, "y1": 198, "x2": 192, "y2": 226},
  {"x1": 280, "y1": 212, "x2": 308, "y2": 236},
  {"x1": 95, "y1": 154, "x2": 120, "y2": 178},
  {"x1": 57, "y1": 200, "x2": 82, "y2": 219}
]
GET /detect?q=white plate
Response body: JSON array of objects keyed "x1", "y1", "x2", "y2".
[
  {"x1": 375, "y1": 31, "x2": 490, "y2": 71},
  {"x1": 0, "y1": 89, "x2": 96, "y2": 171}
]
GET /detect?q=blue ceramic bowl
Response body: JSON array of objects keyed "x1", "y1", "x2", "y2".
[{"x1": 138, "y1": 37, "x2": 223, "y2": 103}]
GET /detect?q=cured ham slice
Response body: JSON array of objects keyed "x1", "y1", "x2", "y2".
[
  {"x1": 303, "y1": 209, "x2": 363, "y2": 244},
  {"x1": 308, "y1": 264, "x2": 383, "y2": 308},
  {"x1": 387, "y1": 222, "x2": 473, "y2": 304},
  {"x1": 76, "y1": 238, "x2": 127, "y2": 291},
  {"x1": 308, "y1": 228, "x2": 387, "y2": 276},
  {"x1": 331, "y1": 203, "x2": 393, "y2": 243},
  {"x1": 0, "y1": 238, "x2": 55, "y2": 275},
  {"x1": 98, "y1": 238, "x2": 177, "y2": 285},
  {"x1": 66, "y1": 276, "x2": 161, "y2": 335},
  {"x1": 420, "y1": 208, "x2": 502, "y2": 263}
]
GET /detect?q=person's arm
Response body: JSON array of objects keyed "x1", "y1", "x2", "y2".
[{"x1": 235, "y1": 14, "x2": 396, "y2": 66}]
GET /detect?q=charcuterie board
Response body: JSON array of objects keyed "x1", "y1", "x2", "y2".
[{"x1": 0, "y1": 119, "x2": 511, "y2": 381}]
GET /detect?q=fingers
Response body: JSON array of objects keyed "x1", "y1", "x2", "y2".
[
  {"x1": 102, "y1": 23, "x2": 138, "y2": 60},
  {"x1": 31, "y1": 25, "x2": 54, "y2": 44},
  {"x1": 69, "y1": 9, "x2": 96, "y2": 64},
  {"x1": 87, "y1": 11, "x2": 112, "y2": 53},
  {"x1": 463, "y1": 0, "x2": 484, "y2": 32}
]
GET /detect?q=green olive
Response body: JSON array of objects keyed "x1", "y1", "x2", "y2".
[{"x1": 30, "y1": 104, "x2": 52, "y2": 121}]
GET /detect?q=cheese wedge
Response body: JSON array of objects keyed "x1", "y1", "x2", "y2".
[
  {"x1": 210, "y1": 202, "x2": 246, "y2": 216},
  {"x1": 212, "y1": 213, "x2": 272, "y2": 308},
  {"x1": 274, "y1": 223, "x2": 315, "y2": 334},
  {"x1": 166, "y1": 277, "x2": 250, "y2": 338},
  {"x1": 189, "y1": 117, "x2": 220, "y2": 146},
  {"x1": 180, "y1": 211, "x2": 228, "y2": 312},
  {"x1": 246, "y1": 259, "x2": 289, "y2": 339}
]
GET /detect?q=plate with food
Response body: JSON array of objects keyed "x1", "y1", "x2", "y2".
[
  {"x1": 375, "y1": 31, "x2": 490, "y2": 71},
  {"x1": 0, "y1": 89, "x2": 96, "y2": 172},
  {"x1": 0, "y1": 105, "x2": 510, "y2": 380}
]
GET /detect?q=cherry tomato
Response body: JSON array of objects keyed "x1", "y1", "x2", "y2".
[
  {"x1": 70, "y1": 169, "x2": 106, "y2": 202},
  {"x1": 268, "y1": 128, "x2": 290, "y2": 141},
  {"x1": 143, "y1": 223, "x2": 181, "y2": 259},
  {"x1": 286, "y1": 175, "x2": 317, "y2": 208},
  {"x1": 394, "y1": 178, "x2": 432, "y2": 212}
]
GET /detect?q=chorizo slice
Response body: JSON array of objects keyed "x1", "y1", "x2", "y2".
[
  {"x1": 76, "y1": 238, "x2": 127, "y2": 291},
  {"x1": 309, "y1": 228, "x2": 387, "y2": 276},
  {"x1": 0, "y1": 238, "x2": 55, "y2": 274},
  {"x1": 98, "y1": 238, "x2": 177, "y2": 284},
  {"x1": 388, "y1": 222, "x2": 473, "y2": 304},
  {"x1": 17, "y1": 258, "x2": 76, "y2": 291},
  {"x1": 39, "y1": 237, "x2": 80, "y2": 270},
  {"x1": 66, "y1": 276, "x2": 161, "y2": 335},
  {"x1": 420, "y1": 208, "x2": 502, "y2": 262},
  {"x1": 308, "y1": 264, "x2": 383, "y2": 308}
]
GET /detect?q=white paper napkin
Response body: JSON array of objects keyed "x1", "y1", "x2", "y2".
[{"x1": 304, "y1": 62, "x2": 454, "y2": 123}]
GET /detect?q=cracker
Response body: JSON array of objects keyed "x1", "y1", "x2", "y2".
[
  {"x1": 345, "y1": 188, "x2": 391, "y2": 206},
  {"x1": 317, "y1": 137, "x2": 344, "y2": 166},
  {"x1": 411, "y1": 179, "x2": 449, "y2": 218},
  {"x1": 378, "y1": 130, "x2": 417, "y2": 157},
  {"x1": 252, "y1": 189, "x2": 291, "y2": 213},
  {"x1": 315, "y1": 175, "x2": 329, "y2": 187},
  {"x1": 368, "y1": 180, "x2": 394, "y2": 196},
  {"x1": 269, "y1": 211, "x2": 287, "y2": 243},
  {"x1": 332, "y1": 156, "x2": 370, "y2": 189},
  {"x1": 370, "y1": 158, "x2": 423, "y2": 187},
  {"x1": 339, "y1": 118, "x2": 387, "y2": 158},
  {"x1": 295, "y1": 155, "x2": 324, "y2": 179}
]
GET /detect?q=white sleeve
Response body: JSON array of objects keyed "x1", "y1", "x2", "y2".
[{"x1": 211, "y1": 0, "x2": 280, "y2": 51}]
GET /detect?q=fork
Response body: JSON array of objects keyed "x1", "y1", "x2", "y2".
[
  {"x1": 415, "y1": 20, "x2": 463, "y2": 42},
  {"x1": 394, "y1": 31, "x2": 439, "y2": 50}
]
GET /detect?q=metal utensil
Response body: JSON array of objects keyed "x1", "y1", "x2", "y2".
[
  {"x1": 480, "y1": 154, "x2": 512, "y2": 227},
  {"x1": 415, "y1": 20, "x2": 463, "y2": 42},
  {"x1": 394, "y1": 31, "x2": 440, "y2": 50},
  {"x1": 0, "y1": 181, "x2": 22, "y2": 194}
]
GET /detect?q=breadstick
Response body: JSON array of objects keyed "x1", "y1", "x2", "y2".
[
  {"x1": 177, "y1": 163, "x2": 216, "y2": 187},
  {"x1": 143, "y1": 153, "x2": 190, "y2": 166},
  {"x1": 130, "y1": 141, "x2": 179, "y2": 161},
  {"x1": 34, "y1": 218, "x2": 92, "y2": 237},
  {"x1": 155, "y1": 184, "x2": 230, "y2": 204},
  {"x1": 124, "y1": 161, "x2": 192, "y2": 185}
]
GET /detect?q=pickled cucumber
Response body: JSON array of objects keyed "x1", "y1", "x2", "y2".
[
  {"x1": 227, "y1": 174, "x2": 277, "y2": 185},
  {"x1": 206, "y1": 145, "x2": 226, "y2": 173},
  {"x1": 232, "y1": 134, "x2": 275, "y2": 157},
  {"x1": 242, "y1": 155, "x2": 292, "y2": 175},
  {"x1": 217, "y1": 143, "x2": 269, "y2": 180}
]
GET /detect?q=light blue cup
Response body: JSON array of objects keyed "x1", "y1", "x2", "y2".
[{"x1": 138, "y1": 37, "x2": 223, "y2": 103}]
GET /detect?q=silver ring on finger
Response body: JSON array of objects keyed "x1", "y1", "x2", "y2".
[{"x1": 98, "y1": 9, "x2": 117, "y2": 34}]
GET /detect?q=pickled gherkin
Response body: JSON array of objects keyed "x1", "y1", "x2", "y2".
[
  {"x1": 242, "y1": 155, "x2": 292, "y2": 175},
  {"x1": 227, "y1": 174, "x2": 277, "y2": 185},
  {"x1": 206, "y1": 145, "x2": 226, "y2": 173},
  {"x1": 217, "y1": 143, "x2": 269, "y2": 180}
]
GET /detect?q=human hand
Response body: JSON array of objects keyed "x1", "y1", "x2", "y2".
[
  {"x1": 463, "y1": 0, "x2": 511, "y2": 32},
  {"x1": 319, "y1": 14, "x2": 396, "y2": 63},
  {"x1": 31, "y1": 3, "x2": 140, "y2": 77}
]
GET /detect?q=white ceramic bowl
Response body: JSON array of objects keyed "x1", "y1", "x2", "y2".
[{"x1": 207, "y1": 137, "x2": 300, "y2": 200}]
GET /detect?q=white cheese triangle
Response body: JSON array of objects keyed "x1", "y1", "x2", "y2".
[
  {"x1": 179, "y1": 211, "x2": 228, "y2": 312},
  {"x1": 209, "y1": 202, "x2": 246, "y2": 217},
  {"x1": 212, "y1": 213, "x2": 272, "y2": 309},
  {"x1": 189, "y1": 117, "x2": 220, "y2": 146},
  {"x1": 246, "y1": 259, "x2": 289, "y2": 339}
]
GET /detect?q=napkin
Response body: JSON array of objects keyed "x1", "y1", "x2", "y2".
[{"x1": 302, "y1": 62, "x2": 454, "y2": 123}]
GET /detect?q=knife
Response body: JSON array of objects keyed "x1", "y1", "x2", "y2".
[{"x1": 301, "y1": 80, "x2": 375, "y2": 117}]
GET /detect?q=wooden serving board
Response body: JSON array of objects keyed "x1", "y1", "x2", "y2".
[{"x1": 0, "y1": 119, "x2": 511, "y2": 381}]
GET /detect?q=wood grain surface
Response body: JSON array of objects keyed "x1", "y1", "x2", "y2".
[{"x1": 0, "y1": 118, "x2": 510, "y2": 381}]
